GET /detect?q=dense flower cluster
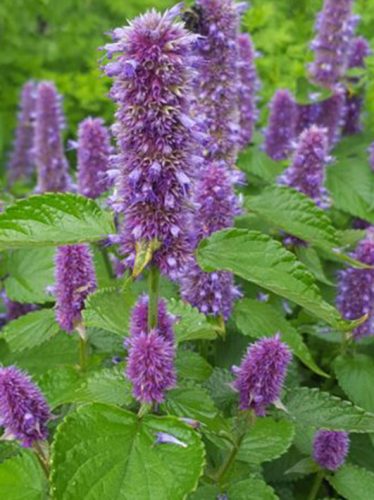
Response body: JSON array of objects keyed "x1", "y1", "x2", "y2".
[
  {"x1": 233, "y1": 335, "x2": 292, "y2": 416},
  {"x1": 55, "y1": 244, "x2": 97, "y2": 332},
  {"x1": 264, "y1": 89, "x2": 297, "y2": 160},
  {"x1": 77, "y1": 117, "x2": 111, "y2": 198},
  {"x1": 0, "y1": 366, "x2": 51, "y2": 447},
  {"x1": 337, "y1": 228, "x2": 374, "y2": 339},
  {"x1": 129, "y1": 294, "x2": 176, "y2": 342},
  {"x1": 313, "y1": 430, "x2": 350, "y2": 471},
  {"x1": 104, "y1": 8, "x2": 200, "y2": 277},
  {"x1": 237, "y1": 33, "x2": 260, "y2": 150},
  {"x1": 3, "y1": 295, "x2": 36, "y2": 322},
  {"x1": 192, "y1": 0, "x2": 241, "y2": 165},
  {"x1": 8, "y1": 81, "x2": 37, "y2": 184},
  {"x1": 309, "y1": 0, "x2": 356, "y2": 88},
  {"x1": 34, "y1": 82, "x2": 70, "y2": 193},
  {"x1": 279, "y1": 125, "x2": 331, "y2": 208}
]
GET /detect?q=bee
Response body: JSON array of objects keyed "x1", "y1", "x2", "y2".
[{"x1": 181, "y1": 5, "x2": 203, "y2": 34}]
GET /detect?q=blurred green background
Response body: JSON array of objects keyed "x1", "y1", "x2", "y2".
[{"x1": 1, "y1": 0, "x2": 374, "y2": 171}]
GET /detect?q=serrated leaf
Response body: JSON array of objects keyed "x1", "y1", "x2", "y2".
[
  {"x1": 0, "y1": 193, "x2": 114, "y2": 250},
  {"x1": 238, "y1": 418, "x2": 295, "y2": 465},
  {"x1": 4, "y1": 247, "x2": 55, "y2": 303},
  {"x1": 36, "y1": 367, "x2": 83, "y2": 409},
  {"x1": 227, "y1": 477, "x2": 278, "y2": 500},
  {"x1": 51, "y1": 403, "x2": 205, "y2": 500},
  {"x1": 0, "y1": 451, "x2": 48, "y2": 500},
  {"x1": 168, "y1": 299, "x2": 218, "y2": 343},
  {"x1": 286, "y1": 387, "x2": 374, "y2": 433},
  {"x1": 234, "y1": 299, "x2": 328, "y2": 377},
  {"x1": 327, "y1": 159, "x2": 374, "y2": 224},
  {"x1": 176, "y1": 350, "x2": 213, "y2": 382},
  {"x1": 83, "y1": 286, "x2": 137, "y2": 336},
  {"x1": 295, "y1": 246, "x2": 334, "y2": 286},
  {"x1": 334, "y1": 354, "x2": 374, "y2": 413},
  {"x1": 196, "y1": 229, "x2": 349, "y2": 330},
  {"x1": 204, "y1": 368, "x2": 236, "y2": 412},
  {"x1": 3, "y1": 309, "x2": 60, "y2": 352},
  {"x1": 327, "y1": 464, "x2": 374, "y2": 500},
  {"x1": 238, "y1": 149, "x2": 285, "y2": 182}
]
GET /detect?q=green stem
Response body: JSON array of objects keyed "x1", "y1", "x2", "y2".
[
  {"x1": 77, "y1": 325, "x2": 88, "y2": 372},
  {"x1": 307, "y1": 470, "x2": 324, "y2": 500},
  {"x1": 148, "y1": 266, "x2": 160, "y2": 331},
  {"x1": 100, "y1": 246, "x2": 114, "y2": 280},
  {"x1": 33, "y1": 441, "x2": 49, "y2": 478}
]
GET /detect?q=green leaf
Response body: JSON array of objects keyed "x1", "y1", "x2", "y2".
[
  {"x1": 168, "y1": 299, "x2": 218, "y2": 343},
  {"x1": 234, "y1": 299, "x2": 328, "y2": 377},
  {"x1": 286, "y1": 387, "x2": 374, "y2": 433},
  {"x1": 334, "y1": 354, "x2": 374, "y2": 413},
  {"x1": 51, "y1": 403, "x2": 205, "y2": 499},
  {"x1": 83, "y1": 286, "x2": 137, "y2": 336},
  {"x1": 295, "y1": 247, "x2": 334, "y2": 286},
  {"x1": 237, "y1": 418, "x2": 295, "y2": 465},
  {"x1": 327, "y1": 159, "x2": 374, "y2": 224},
  {"x1": 37, "y1": 367, "x2": 83, "y2": 409},
  {"x1": 285, "y1": 457, "x2": 319, "y2": 476},
  {"x1": 327, "y1": 464, "x2": 374, "y2": 500},
  {"x1": 226, "y1": 477, "x2": 278, "y2": 500},
  {"x1": 196, "y1": 229, "x2": 348, "y2": 330},
  {"x1": 176, "y1": 350, "x2": 213, "y2": 382},
  {"x1": 0, "y1": 193, "x2": 114, "y2": 250},
  {"x1": 204, "y1": 368, "x2": 236, "y2": 412},
  {"x1": 4, "y1": 247, "x2": 55, "y2": 303},
  {"x1": 0, "y1": 451, "x2": 48, "y2": 500},
  {"x1": 3, "y1": 309, "x2": 60, "y2": 352},
  {"x1": 238, "y1": 149, "x2": 285, "y2": 182}
]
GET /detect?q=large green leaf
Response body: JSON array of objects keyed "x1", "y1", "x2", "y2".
[
  {"x1": 328, "y1": 464, "x2": 374, "y2": 500},
  {"x1": 326, "y1": 159, "x2": 374, "y2": 224},
  {"x1": 0, "y1": 451, "x2": 48, "y2": 500},
  {"x1": 168, "y1": 299, "x2": 218, "y2": 343},
  {"x1": 4, "y1": 247, "x2": 55, "y2": 303},
  {"x1": 176, "y1": 350, "x2": 213, "y2": 382},
  {"x1": 51, "y1": 403, "x2": 205, "y2": 499},
  {"x1": 238, "y1": 149, "x2": 285, "y2": 182},
  {"x1": 0, "y1": 193, "x2": 114, "y2": 250},
  {"x1": 237, "y1": 418, "x2": 295, "y2": 465},
  {"x1": 3, "y1": 309, "x2": 60, "y2": 352},
  {"x1": 234, "y1": 299, "x2": 328, "y2": 377},
  {"x1": 286, "y1": 387, "x2": 374, "y2": 433},
  {"x1": 226, "y1": 477, "x2": 278, "y2": 500},
  {"x1": 197, "y1": 229, "x2": 347, "y2": 329},
  {"x1": 83, "y1": 286, "x2": 137, "y2": 336},
  {"x1": 37, "y1": 367, "x2": 83, "y2": 409},
  {"x1": 334, "y1": 354, "x2": 374, "y2": 413}
]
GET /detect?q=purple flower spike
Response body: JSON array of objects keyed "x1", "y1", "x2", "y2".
[
  {"x1": 34, "y1": 82, "x2": 71, "y2": 193},
  {"x1": 264, "y1": 89, "x2": 297, "y2": 161},
  {"x1": 77, "y1": 117, "x2": 111, "y2": 198},
  {"x1": 155, "y1": 432, "x2": 187, "y2": 447},
  {"x1": 313, "y1": 430, "x2": 350, "y2": 471},
  {"x1": 129, "y1": 294, "x2": 176, "y2": 341},
  {"x1": 0, "y1": 366, "x2": 51, "y2": 447},
  {"x1": 193, "y1": 0, "x2": 241, "y2": 164},
  {"x1": 180, "y1": 162, "x2": 241, "y2": 319},
  {"x1": 343, "y1": 37, "x2": 371, "y2": 135},
  {"x1": 126, "y1": 330, "x2": 176, "y2": 404},
  {"x1": 55, "y1": 244, "x2": 97, "y2": 332},
  {"x1": 278, "y1": 125, "x2": 331, "y2": 208},
  {"x1": 309, "y1": 0, "x2": 355, "y2": 88},
  {"x1": 3, "y1": 294, "x2": 36, "y2": 322},
  {"x1": 237, "y1": 33, "x2": 260, "y2": 150},
  {"x1": 337, "y1": 228, "x2": 374, "y2": 339},
  {"x1": 369, "y1": 143, "x2": 374, "y2": 172},
  {"x1": 103, "y1": 9, "x2": 200, "y2": 278},
  {"x1": 8, "y1": 82, "x2": 37, "y2": 184},
  {"x1": 233, "y1": 335, "x2": 292, "y2": 416},
  {"x1": 318, "y1": 85, "x2": 346, "y2": 147}
]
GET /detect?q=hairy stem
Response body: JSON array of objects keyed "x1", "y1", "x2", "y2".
[
  {"x1": 148, "y1": 266, "x2": 160, "y2": 331},
  {"x1": 33, "y1": 441, "x2": 49, "y2": 478}
]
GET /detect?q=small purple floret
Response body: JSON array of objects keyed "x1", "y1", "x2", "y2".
[
  {"x1": 0, "y1": 366, "x2": 51, "y2": 447},
  {"x1": 155, "y1": 432, "x2": 187, "y2": 447},
  {"x1": 313, "y1": 429, "x2": 350, "y2": 471}
]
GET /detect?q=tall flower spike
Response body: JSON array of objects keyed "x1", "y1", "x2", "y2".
[
  {"x1": 103, "y1": 8, "x2": 200, "y2": 278},
  {"x1": 337, "y1": 228, "x2": 374, "y2": 339},
  {"x1": 55, "y1": 244, "x2": 97, "y2": 332},
  {"x1": 318, "y1": 85, "x2": 346, "y2": 147},
  {"x1": 0, "y1": 366, "x2": 51, "y2": 447},
  {"x1": 264, "y1": 89, "x2": 297, "y2": 161},
  {"x1": 126, "y1": 330, "x2": 176, "y2": 404},
  {"x1": 129, "y1": 294, "x2": 176, "y2": 342},
  {"x1": 237, "y1": 33, "x2": 260, "y2": 150},
  {"x1": 233, "y1": 335, "x2": 292, "y2": 416},
  {"x1": 343, "y1": 37, "x2": 371, "y2": 135},
  {"x1": 77, "y1": 117, "x2": 111, "y2": 199},
  {"x1": 192, "y1": 0, "x2": 241, "y2": 165},
  {"x1": 34, "y1": 82, "x2": 70, "y2": 192},
  {"x1": 180, "y1": 162, "x2": 242, "y2": 319},
  {"x1": 278, "y1": 125, "x2": 331, "y2": 208},
  {"x1": 309, "y1": 0, "x2": 355, "y2": 88},
  {"x1": 313, "y1": 430, "x2": 349, "y2": 471},
  {"x1": 8, "y1": 81, "x2": 37, "y2": 184}
]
